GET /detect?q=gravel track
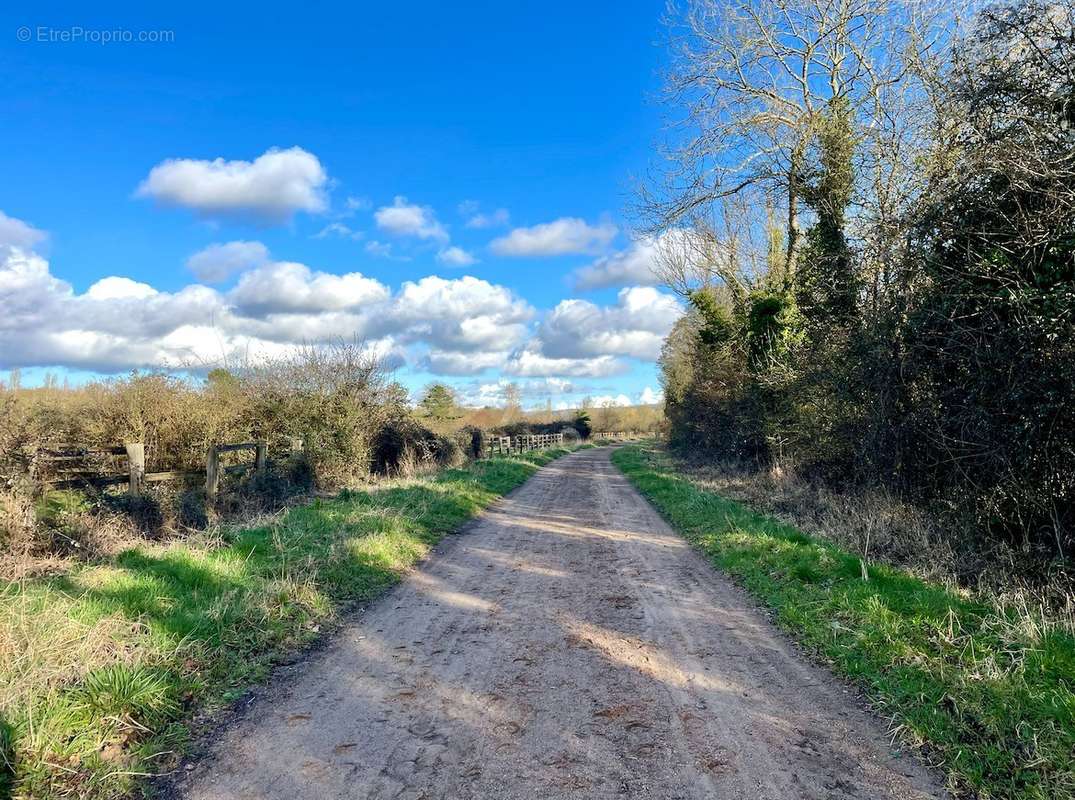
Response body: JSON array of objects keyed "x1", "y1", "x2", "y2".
[{"x1": 176, "y1": 446, "x2": 946, "y2": 800}]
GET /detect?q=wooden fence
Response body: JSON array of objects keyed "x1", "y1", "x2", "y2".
[
  {"x1": 36, "y1": 429, "x2": 626, "y2": 497},
  {"x1": 37, "y1": 438, "x2": 306, "y2": 499},
  {"x1": 592, "y1": 431, "x2": 644, "y2": 441},
  {"x1": 483, "y1": 432, "x2": 565, "y2": 457}
]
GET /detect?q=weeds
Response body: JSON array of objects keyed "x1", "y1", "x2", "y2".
[
  {"x1": 0, "y1": 447, "x2": 572, "y2": 799},
  {"x1": 613, "y1": 444, "x2": 1075, "y2": 800}
]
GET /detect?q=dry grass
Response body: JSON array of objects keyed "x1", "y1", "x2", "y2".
[{"x1": 674, "y1": 455, "x2": 1075, "y2": 624}]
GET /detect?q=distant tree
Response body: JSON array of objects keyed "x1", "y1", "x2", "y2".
[
  {"x1": 573, "y1": 409, "x2": 592, "y2": 439},
  {"x1": 594, "y1": 400, "x2": 617, "y2": 433},
  {"x1": 418, "y1": 383, "x2": 461, "y2": 427},
  {"x1": 206, "y1": 367, "x2": 239, "y2": 391},
  {"x1": 502, "y1": 383, "x2": 522, "y2": 421}
]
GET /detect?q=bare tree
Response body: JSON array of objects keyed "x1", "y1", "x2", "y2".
[
  {"x1": 644, "y1": 0, "x2": 960, "y2": 289},
  {"x1": 502, "y1": 383, "x2": 522, "y2": 421}
]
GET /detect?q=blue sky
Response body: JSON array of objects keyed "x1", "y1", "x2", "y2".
[{"x1": 0, "y1": 1, "x2": 680, "y2": 408}]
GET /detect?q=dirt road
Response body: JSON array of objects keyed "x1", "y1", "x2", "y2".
[{"x1": 176, "y1": 446, "x2": 945, "y2": 800}]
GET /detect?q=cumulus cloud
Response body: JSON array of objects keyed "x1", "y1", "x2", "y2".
[
  {"x1": 590, "y1": 394, "x2": 633, "y2": 408},
  {"x1": 0, "y1": 210, "x2": 47, "y2": 250},
  {"x1": 456, "y1": 377, "x2": 577, "y2": 407},
  {"x1": 639, "y1": 386, "x2": 664, "y2": 405},
  {"x1": 229, "y1": 262, "x2": 389, "y2": 317},
  {"x1": 374, "y1": 196, "x2": 448, "y2": 242},
  {"x1": 389, "y1": 276, "x2": 532, "y2": 353},
  {"x1": 136, "y1": 147, "x2": 328, "y2": 222},
  {"x1": 488, "y1": 286, "x2": 680, "y2": 381},
  {"x1": 185, "y1": 240, "x2": 270, "y2": 283},
  {"x1": 1, "y1": 211, "x2": 679, "y2": 393},
  {"x1": 572, "y1": 229, "x2": 705, "y2": 290},
  {"x1": 85, "y1": 276, "x2": 159, "y2": 301},
  {"x1": 573, "y1": 236, "x2": 660, "y2": 290},
  {"x1": 0, "y1": 213, "x2": 539, "y2": 376},
  {"x1": 534, "y1": 287, "x2": 682, "y2": 361},
  {"x1": 490, "y1": 217, "x2": 617, "y2": 256},
  {"x1": 436, "y1": 246, "x2": 478, "y2": 267},
  {"x1": 421, "y1": 349, "x2": 507, "y2": 376},
  {"x1": 573, "y1": 228, "x2": 714, "y2": 291},
  {"x1": 503, "y1": 349, "x2": 628, "y2": 378},
  {"x1": 0, "y1": 243, "x2": 232, "y2": 372}
]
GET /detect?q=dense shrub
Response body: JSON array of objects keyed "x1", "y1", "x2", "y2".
[
  {"x1": 655, "y1": 0, "x2": 1075, "y2": 579},
  {"x1": 0, "y1": 342, "x2": 430, "y2": 563}
]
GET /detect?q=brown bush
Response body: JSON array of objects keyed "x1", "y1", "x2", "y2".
[{"x1": 0, "y1": 341, "x2": 415, "y2": 564}]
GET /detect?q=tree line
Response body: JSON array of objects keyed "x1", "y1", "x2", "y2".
[{"x1": 649, "y1": 0, "x2": 1075, "y2": 570}]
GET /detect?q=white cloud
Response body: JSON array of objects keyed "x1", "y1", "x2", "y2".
[
  {"x1": 314, "y1": 222, "x2": 363, "y2": 240},
  {"x1": 590, "y1": 394, "x2": 633, "y2": 408},
  {"x1": 0, "y1": 211, "x2": 678, "y2": 394},
  {"x1": 185, "y1": 240, "x2": 270, "y2": 283},
  {"x1": 0, "y1": 242, "x2": 233, "y2": 372},
  {"x1": 374, "y1": 196, "x2": 448, "y2": 242},
  {"x1": 0, "y1": 210, "x2": 47, "y2": 250},
  {"x1": 421, "y1": 350, "x2": 507, "y2": 376},
  {"x1": 573, "y1": 229, "x2": 710, "y2": 290},
  {"x1": 490, "y1": 217, "x2": 617, "y2": 256},
  {"x1": 503, "y1": 349, "x2": 628, "y2": 378},
  {"x1": 364, "y1": 240, "x2": 394, "y2": 258},
  {"x1": 389, "y1": 276, "x2": 532, "y2": 353},
  {"x1": 345, "y1": 196, "x2": 371, "y2": 213},
  {"x1": 85, "y1": 277, "x2": 158, "y2": 301},
  {"x1": 229, "y1": 262, "x2": 389, "y2": 317},
  {"x1": 465, "y1": 208, "x2": 510, "y2": 229},
  {"x1": 572, "y1": 229, "x2": 705, "y2": 290},
  {"x1": 574, "y1": 236, "x2": 660, "y2": 290},
  {"x1": 136, "y1": 147, "x2": 328, "y2": 223},
  {"x1": 639, "y1": 386, "x2": 664, "y2": 405},
  {"x1": 437, "y1": 246, "x2": 478, "y2": 267},
  {"x1": 534, "y1": 287, "x2": 683, "y2": 361},
  {"x1": 457, "y1": 377, "x2": 577, "y2": 407},
  {"x1": 0, "y1": 216, "x2": 540, "y2": 376}
]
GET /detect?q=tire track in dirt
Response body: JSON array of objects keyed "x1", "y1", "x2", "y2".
[{"x1": 174, "y1": 446, "x2": 946, "y2": 800}]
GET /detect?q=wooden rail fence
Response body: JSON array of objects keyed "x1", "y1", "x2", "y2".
[
  {"x1": 37, "y1": 438, "x2": 306, "y2": 499},
  {"x1": 36, "y1": 430, "x2": 645, "y2": 496},
  {"x1": 483, "y1": 433, "x2": 564, "y2": 457},
  {"x1": 592, "y1": 431, "x2": 644, "y2": 441}
]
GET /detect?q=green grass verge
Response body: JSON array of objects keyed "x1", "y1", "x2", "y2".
[
  {"x1": 0, "y1": 447, "x2": 572, "y2": 800},
  {"x1": 612, "y1": 444, "x2": 1074, "y2": 800}
]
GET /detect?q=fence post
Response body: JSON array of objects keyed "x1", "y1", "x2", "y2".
[
  {"x1": 255, "y1": 440, "x2": 268, "y2": 473},
  {"x1": 289, "y1": 436, "x2": 304, "y2": 460},
  {"x1": 125, "y1": 442, "x2": 145, "y2": 498},
  {"x1": 206, "y1": 446, "x2": 220, "y2": 500}
]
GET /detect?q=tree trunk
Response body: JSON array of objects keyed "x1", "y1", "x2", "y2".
[{"x1": 785, "y1": 150, "x2": 804, "y2": 290}]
